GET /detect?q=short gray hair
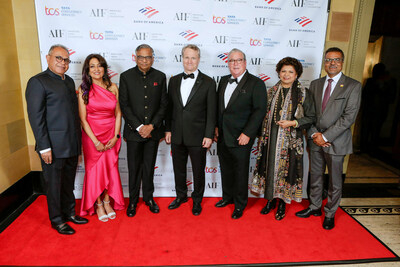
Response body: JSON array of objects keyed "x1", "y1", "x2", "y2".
[
  {"x1": 48, "y1": 44, "x2": 69, "y2": 55},
  {"x1": 181, "y1": 44, "x2": 200, "y2": 58},
  {"x1": 227, "y1": 48, "x2": 246, "y2": 61},
  {"x1": 135, "y1": 44, "x2": 154, "y2": 55}
]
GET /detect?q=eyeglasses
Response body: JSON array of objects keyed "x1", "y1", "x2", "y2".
[
  {"x1": 228, "y1": 58, "x2": 244, "y2": 64},
  {"x1": 137, "y1": 55, "x2": 153, "y2": 61},
  {"x1": 54, "y1": 55, "x2": 71, "y2": 64},
  {"x1": 324, "y1": 58, "x2": 343, "y2": 63}
]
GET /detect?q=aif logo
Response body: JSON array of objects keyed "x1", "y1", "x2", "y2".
[
  {"x1": 258, "y1": 73, "x2": 271, "y2": 82},
  {"x1": 49, "y1": 29, "x2": 64, "y2": 38},
  {"x1": 107, "y1": 69, "x2": 118, "y2": 79},
  {"x1": 67, "y1": 49, "x2": 76, "y2": 56},
  {"x1": 138, "y1": 7, "x2": 159, "y2": 18},
  {"x1": 294, "y1": 16, "x2": 312, "y2": 27},
  {"x1": 45, "y1": 6, "x2": 60, "y2": 16},
  {"x1": 217, "y1": 52, "x2": 229, "y2": 63},
  {"x1": 89, "y1": 31, "x2": 104, "y2": 40},
  {"x1": 250, "y1": 38, "x2": 262, "y2": 46},
  {"x1": 179, "y1": 30, "x2": 199, "y2": 41}
]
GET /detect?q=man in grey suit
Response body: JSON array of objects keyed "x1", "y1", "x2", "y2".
[{"x1": 296, "y1": 47, "x2": 362, "y2": 230}]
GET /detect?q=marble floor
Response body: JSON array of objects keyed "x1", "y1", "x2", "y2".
[{"x1": 313, "y1": 153, "x2": 400, "y2": 267}]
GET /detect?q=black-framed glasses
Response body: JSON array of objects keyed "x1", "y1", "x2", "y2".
[
  {"x1": 54, "y1": 55, "x2": 71, "y2": 64},
  {"x1": 228, "y1": 58, "x2": 244, "y2": 64},
  {"x1": 324, "y1": 58, "x2": 343, "y2": 63},
  {"x1": 137, "y1": 55, "x2": 153, "y2": 61}
]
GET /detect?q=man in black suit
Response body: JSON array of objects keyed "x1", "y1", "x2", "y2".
[
  {"x1": 165, "y1": 44, "x2": 217, "y2": 215},
  {"x1": 215, "y1": 48, "x2": 267, "y2": 219},
  {"x1": 26, "y1": 44, "x2": 88, "y2": 235},
  {"x1": 119, "y1": 44, "x2": 168, "y2": 217}
]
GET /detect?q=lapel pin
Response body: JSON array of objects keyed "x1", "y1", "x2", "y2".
[{"x1": 340, "y1": 84, "x2": 344, "y2": 87}]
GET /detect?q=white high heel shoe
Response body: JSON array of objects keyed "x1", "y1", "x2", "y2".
[
  {"x1": 96, "y1": 202, "x2": 109, "y2": 222},
  {"x1": 103, "y1": 200, "x2": 116, "y2": 219}
]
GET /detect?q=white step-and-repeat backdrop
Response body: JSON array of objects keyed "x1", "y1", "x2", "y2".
[{"x1": 34, "y1": 0, "x2": 329, "y2": 198}]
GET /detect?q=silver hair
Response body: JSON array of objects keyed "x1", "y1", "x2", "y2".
[
  {"x1": 181, "y1": 44, "x2": 200, "y2": 58},
  {"x1": 227, "y1": 48, "x2": 246, "y2": 61},
  {"x1": 135, "y1": 44, "x2": 155, "y2": 55},
  {"x1": 48, "y1": 44, "x2": 69, "y2": 55}
]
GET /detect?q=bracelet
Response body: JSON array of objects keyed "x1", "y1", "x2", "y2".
[{"x1": 95, "y1": 141, "x2": 101, "y2": 147}]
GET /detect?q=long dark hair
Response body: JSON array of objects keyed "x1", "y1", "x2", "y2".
[{"x1": 81, "y1": 54, "x2": 112, "y2": 104}]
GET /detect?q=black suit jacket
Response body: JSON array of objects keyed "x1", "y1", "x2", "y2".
[
  {"x1": 25, "y1": 69, "x2": 81, "y2": 158},
  {"x1": 119, "y1": 66, "x2": 168, "y2": 142},
  {"x1": 217, "y1": 71, "x2": 267, "y2": 147},
  {"x1": 165, "y1": 70, "x2": 217, "y2": 146}
]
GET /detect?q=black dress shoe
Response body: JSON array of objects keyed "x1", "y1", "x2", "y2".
[
  {"x1": 65, "y1": 215, "x2": 89, "y2": 224},
  {"x1": 323, "y1": 216, "x2": 335, "y2": 230},
  {"x1": 215, "y1": 199, "x2": 233, "y2": 208},
  {"x1": 260, "y1": 199, "x2": 277, "y2": 215},
  {"x1": 52, "y1": 223, "x2": 75, "y2": 235},
  {"x1": 275, "y1": 200, "x2": 286, "y2": 221},
  {"x1": 146, "y1": 199, "x2": 160, "y2": 213},
  {"x1": 168, "y1": 197, "x2": 188, "y2": 210},
  {"x1": 295, "y1": 207, "x2": 322, "y2": 218},
  {"x1": 231, "y1": 209, "x2": 243, "y2": 219},
  {"x1": 126, "y1": 203, "x2": 137, "y2": 217},
  {"x1": 192, "y1": 202, "x2": 202, "y2": 216}
]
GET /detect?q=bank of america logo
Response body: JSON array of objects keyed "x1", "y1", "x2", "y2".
[
  {"x1": 258, "y1": 73, "x2": 271, "y2": 82},
  {"x1": 265, "y1": 0, "x2": 275, "y2": 3},
  {"x1": 294, "y1": 16, "x2": 312, "y2": 27},
  {"x1": 68, "y1": 48, "x2": 76, "y2": 56},
  {"x1": 217, "y1": 52, "x2": 229, "y2": 63},
  {"x1": 186, "y1": 180, "x2": 193, "y2": 186},
  {"x1": 179, "y1": 30, "x2": 199, "y2": 41},
  {"x1": 138, "y1": 7, "x2": 159, "y2": 18},
  {"x1": 251, "y1": 146, "x2": 259, "y2": 155},
  {"x1": 107, "y1": 69, "x2": 118, "y2": 79}
]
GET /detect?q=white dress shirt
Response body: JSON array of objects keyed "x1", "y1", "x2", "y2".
[
  {"x1": 180, "y1": 70, "x2": 199, "y2": 106},
  {"x1": 224, "y1": 71, "x2": 246, "y2": 108}
]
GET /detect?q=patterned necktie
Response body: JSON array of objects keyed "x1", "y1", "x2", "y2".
[{"x1": 322, "y1": 78, "x2": 333, "y2": 112}]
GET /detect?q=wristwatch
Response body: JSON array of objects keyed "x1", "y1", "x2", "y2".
[{"x1": 116, "y1": 134, "x2": 120, "y2": 139}]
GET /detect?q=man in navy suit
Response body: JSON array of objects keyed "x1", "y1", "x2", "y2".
[{"x1": 26, "y1": 44, "x2": 88, "y2": 235}]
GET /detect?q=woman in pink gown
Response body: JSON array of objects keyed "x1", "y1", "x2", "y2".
[{"x1": 78, "y1": 54, "x2": 125, "y2": 221}]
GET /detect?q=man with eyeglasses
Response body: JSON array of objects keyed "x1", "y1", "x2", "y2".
[
  {"x1": 296, "y1": 47, "x2": 362, "y2": 230},
  {"x1": 119, "y1": 44, "x2": 168, "y2": 217},
  {"x1": 26, "y1": 44, "x2": 87, "y2": 235},
  {"x1": 165, "y1": 44, "x2": 217, "y2": 216},
  {"x1": 215, "y1": 48, "x2": 267, "y2": 219}
]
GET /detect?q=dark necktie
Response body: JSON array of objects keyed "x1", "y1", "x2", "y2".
[
  {"x1": 322, "y1": 78, "x2": 333, "y2": 112},
  {"x1": 228, "y1": 78, "x2": 238, "y2": 84},
  {"x1": 183, "y1": 73, "x2": 194, "y2": 79}
]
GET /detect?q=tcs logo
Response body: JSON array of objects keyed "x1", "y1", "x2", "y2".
[
  {"x1": 213, "y1": 16, "x2": 226, "y2": 24},
  {"x1": 90, "y1": 31, "x2": 104, "y2": 40},
  {"x1": 250, "y1": 38, "x2": 262, "y2": 46},
  {"x1": 205, "y1": 167, "x2": 218, "y2": 173},
  {"x1": 45, "y1": 6, "x2": 60, "y2": 16}
]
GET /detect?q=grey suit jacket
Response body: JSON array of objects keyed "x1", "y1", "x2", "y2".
[{"x1": 308, "y1": 73, "x2": 362, "y2": 155}]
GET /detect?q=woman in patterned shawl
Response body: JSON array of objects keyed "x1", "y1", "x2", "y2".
[{"x1": 251, "y1": 57, "x2": 316, "y2": 220}]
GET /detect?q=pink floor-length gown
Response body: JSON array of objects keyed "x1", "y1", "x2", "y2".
[{"x1": 80, "y1": 83, "x2": 125, "y2": 216}]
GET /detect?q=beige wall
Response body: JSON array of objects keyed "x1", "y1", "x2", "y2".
[
  {"x1": 0, "y1": 0, "x2": 31, "y2": 193},
  {"x1": 0, "y1": 0, "x2": 376, "y2": 193}
]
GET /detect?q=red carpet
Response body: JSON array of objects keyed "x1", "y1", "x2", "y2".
[{"x1": 0, "y1": 196, "x2": 398, "y2": 266}]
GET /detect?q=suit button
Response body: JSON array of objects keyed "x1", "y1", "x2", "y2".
[
  {"x1": 144, "y1": 76, "x2": 146, "y2": 78},
  {"x1": 145, "y1": 96, "x2": 147, "y2": 98},
  {"x1": 144, "y1": 85, "x2": 147, "y2": 88},
  {"x1": 145, "y1": 116, "x2": 148, "y2": 119},
  {"x1": 145, "y1": 106, "x2": 148, "y2": 109}
]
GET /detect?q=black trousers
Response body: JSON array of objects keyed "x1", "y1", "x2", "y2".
[
  {"x1": 40, "y1": 155, "x2": 78, "y2": 226},
  {"x1": 127, "y1": 139, "x2": 159, "y2": 204},
  {"x1": 217, "y1": 141, "x2": 252, "y2": 211},
  {"x1": 171, "y1": 143, "x2": 207, "y2": 203}
]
